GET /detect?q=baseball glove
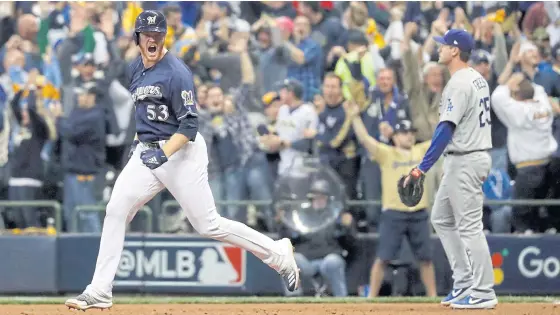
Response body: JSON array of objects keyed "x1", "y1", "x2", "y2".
[{"x1": 398, "y1": 168, "x2": 425, "y2": 207}]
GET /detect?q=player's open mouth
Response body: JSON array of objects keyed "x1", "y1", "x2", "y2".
[{"x1": 148, "y1": 44, "x2": 157, "y2": 53}]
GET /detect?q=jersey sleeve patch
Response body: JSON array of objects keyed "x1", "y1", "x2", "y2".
[
  {"x1": 178, "y1": 89, "x2": 197, "y2": 120},
  {"x1": 172, "y1": 72, "x2": 198, "y2": 121},
  {"x1": 440, "y1": 84, "x2": 468, "y2": 125}
]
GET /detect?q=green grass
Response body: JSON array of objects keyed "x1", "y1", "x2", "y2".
[{"x1": 0, "y1": 295, "x2": 557, "y2": 305}]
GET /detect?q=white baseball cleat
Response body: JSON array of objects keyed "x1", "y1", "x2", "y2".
[
  {"x1": 277, "y1": 238, "x2": 300, "y2": 292},
  {"x1": 65, "y1": 293, "x2": 113, "y2": 311},
  {"x1": 450, "y1": 295, "x2": 498, "y2": 309}
]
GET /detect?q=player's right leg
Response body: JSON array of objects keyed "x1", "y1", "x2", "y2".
[
  {"x1": 65, "y1": 144, "x2": 164, "y2": 311},
  {"x1": 448, "y1": 153, "x2": 497, "y2": 309},
  {"x1": 430, "y1": 158, "x2": 473, "y2": 305},
  {"x1": 156, "y1": 134, "x2": 299, "y2": 291}
]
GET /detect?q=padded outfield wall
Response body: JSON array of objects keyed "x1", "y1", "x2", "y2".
[{"x1": 0, "y1": 234, "x2": 558, "y2": 295}]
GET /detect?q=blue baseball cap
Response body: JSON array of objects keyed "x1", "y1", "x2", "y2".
[{"x1": 433, "y1": 29, "x2": 475, "y2": 52}]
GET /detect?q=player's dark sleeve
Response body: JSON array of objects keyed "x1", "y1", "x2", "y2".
[
  {"x1": 418, "y1": 121, "x2": 455, "y2": 173},
  {"x1": 170, "y1": 71, "x2": 199, "y2": 141}
]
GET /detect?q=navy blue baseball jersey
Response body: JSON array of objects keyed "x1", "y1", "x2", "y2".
[{"x1": 128, "y1": 53, "x2": 198, "y2": 143}]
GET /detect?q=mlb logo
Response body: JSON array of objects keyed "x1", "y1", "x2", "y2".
[
  {"x1": 115, "y1": 241, "x2": 247, "y2": 287},
  {"x1": 198, "y1": 245, "x2": 246, "y2": 285}
]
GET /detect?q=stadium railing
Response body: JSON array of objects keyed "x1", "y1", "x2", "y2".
[
  {"x1": 0, "y1": 200, "x2": 62, "y2": 232},
  {"x1": 162, "y1": 198, "x2": 560, "y2": 209},
  {"x1": 73, "y1": 205, "x2": 154, "y2": 233}
]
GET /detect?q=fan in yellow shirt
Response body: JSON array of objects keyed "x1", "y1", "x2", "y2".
[
  {"x1": 371, "y1": 129, "x2": 430, "y2": 212},
  {"x1": 344, "y1": 101, "x2": 437, "y2": 299}
]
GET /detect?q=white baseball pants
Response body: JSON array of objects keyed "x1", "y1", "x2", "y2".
[
  {"x1": 431, "y1": 152, "x2": 496, "y2": 300},
  {"x1": 87, "y1": 133, "x2": 283, "y2": 296}
]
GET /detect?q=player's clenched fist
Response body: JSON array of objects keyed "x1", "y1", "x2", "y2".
[{"x1": 140, "y1": 148, "x2": 168, "y2": 169}]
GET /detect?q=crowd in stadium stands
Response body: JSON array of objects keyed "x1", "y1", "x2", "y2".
[{"x1": 0, "y1": 1, "x2": 559, "y2": 243}]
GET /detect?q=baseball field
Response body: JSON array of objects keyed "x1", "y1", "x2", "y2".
[{"x1": 0, "y1": 296, "x2": 558, "y2": 315}]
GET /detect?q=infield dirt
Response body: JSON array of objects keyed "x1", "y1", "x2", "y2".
[{"x1": 2, "y1": 303, "x2": 558, "y2": 315}]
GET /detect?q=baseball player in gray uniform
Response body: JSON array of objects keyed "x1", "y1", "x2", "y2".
[{"x1": 401, "y1": 29, "x2": 497, "y2": 309}]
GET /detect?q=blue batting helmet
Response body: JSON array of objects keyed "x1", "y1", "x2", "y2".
[{"x1": 133, "y1": 10, "x2": 167, "y2": 45}]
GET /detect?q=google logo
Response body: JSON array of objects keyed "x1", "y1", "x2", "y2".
[{"x1": 491, "y1": 248, "x2": 509, "y2": 285}]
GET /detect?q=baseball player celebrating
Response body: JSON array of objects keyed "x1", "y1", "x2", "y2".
[
  {"x1": 400, "y1": 29, "x2": 497, "y2": 309},
  {"x1": 65, "y1": 11, "x2": 299, "y2": 311}
]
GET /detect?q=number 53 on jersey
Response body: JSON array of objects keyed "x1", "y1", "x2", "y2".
[{"x1": 147, "y1": 104, "x2": 169, "y2": 121}]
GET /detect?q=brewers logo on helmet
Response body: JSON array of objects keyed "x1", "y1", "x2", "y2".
[{"x1": 133, "y1": 10, "x2": 167, "y2": 45}]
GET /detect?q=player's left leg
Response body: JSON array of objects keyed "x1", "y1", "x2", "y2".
[
  {"x1": 449, "y1": 152, "x2": 497, "y2": 309},
  {"x1": 65, "y1": 143, "x2": 165, "y2": 310},
  {"x1": 431, "y1": 165, "x2": 473, "y2": 305},
  {"x1": 155, "y1": 134, "x2": 299, "y2": 291}
]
